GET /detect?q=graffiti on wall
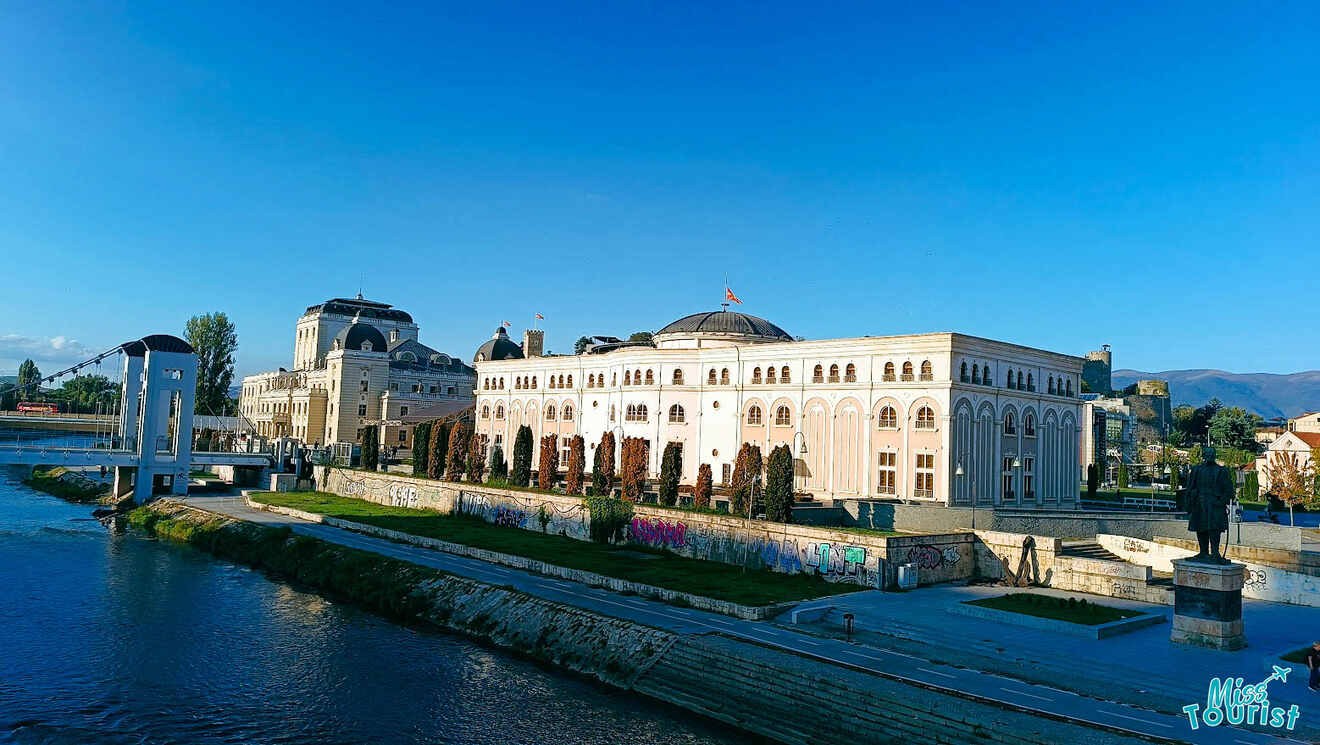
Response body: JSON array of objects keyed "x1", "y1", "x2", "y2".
[
  {"x1": 1244, "y1": 569, "x2": 1267, "y2": 588},
  {"x1": 905, "y1": 543, "x2": 959, "y2": 569},
  {"x1": 628, "y1": 517, "x2": 687, "y2": 549},
  {"x1": 456, "y1": 490, "x2": 587, "y2": 537},
  {"x1": 388, "y1": 483, "x2": 419, "y2": 509}
]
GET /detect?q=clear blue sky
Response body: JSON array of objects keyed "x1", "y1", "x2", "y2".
[{"x1": 2, "y1": 1, "x2": 1317, "y2": 380}]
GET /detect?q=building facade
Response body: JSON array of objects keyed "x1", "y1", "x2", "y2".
[
  {"x1": 240, "y1": 296, "x2": 475, "y2": 451},
  {"x1": 473, "y1": 311, "x2": 1084, "y2": 509},
  {"x1": 1255, "y1": 430, "x2": 1320, "y2": 493}
]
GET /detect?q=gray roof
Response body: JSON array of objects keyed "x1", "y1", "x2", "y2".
[
  {"x1": 474, "y1": 327, "x2": 524, "y2": 363},
  {"x1": 139, "y1": 335, "x2": 194, "y2": 354},
  {"x1": 655, "y1": 311, "x2": 792, "y2": 341},
  {"x1": 304, "y1": 297, "x2": 414, "y2": 323},
  {"x1": 334, "y1": 322, "x2": 389, "y2": 352}
]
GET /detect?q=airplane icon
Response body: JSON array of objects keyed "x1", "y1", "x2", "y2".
[{"x1": 1269, "y1": 665, "x2": 1291, "y2": 684}]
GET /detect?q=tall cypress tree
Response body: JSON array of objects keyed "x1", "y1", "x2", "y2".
[
  {"x1": 565, "y1": 435, "x2": 586, "y2": 495},
  {"x1": 511, "y1": 425, "x2": 533, "y2": 486},
  {"x1": 427, "y1": 421, "x2": 450, "y2": 479},
  {"x1": 538, "y1": 434, "x2": 560, "y2": 490},
  {"x1": 592, "y1": 432, "x2": 615, "y2": 495},
  {"x1": 659, "y1": 442, "x2": 682, "y2": 506},
  {"x1": 412, "y1": 420, "x2": 432, "y2": 476},
  {"x1": 764, "y1": 444, "x2": 794, "y2": 523},
  {"x1": 360, "y1": 427, "x2": 379, "y2": 471}
]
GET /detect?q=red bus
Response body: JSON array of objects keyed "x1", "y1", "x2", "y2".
[{"x1": 16, "y1": 402, "x2": 59, "y2": 414}]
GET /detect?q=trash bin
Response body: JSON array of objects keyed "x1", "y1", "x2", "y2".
[{"x1": 897, "y1": 562, "x2": 919, "y2": 590}]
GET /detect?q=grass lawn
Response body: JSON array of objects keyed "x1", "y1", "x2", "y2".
[
  {"x1": 820, "y1": 524, "x2": 907, "y2": 538},
  {"x1": 250, "y1": 491, "x2": 861, "y2": 606},
  {"x1": 965, "y1": 593, "x2": 1144, "y2": 626}
]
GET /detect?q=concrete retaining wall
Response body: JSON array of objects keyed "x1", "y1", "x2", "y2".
[
  {"x1": 1097, "y1": 534, "x2": 1320, "y2": 607},
  {"x1": 1050, "y1": 553, "x2": 1169, "y2": 605},
  {"x1": 972, "y1": 530, "x2": 1062, "y2": 585},
  {"x1": 314, "y1": 467, "x2": 975, "y2": 587}
]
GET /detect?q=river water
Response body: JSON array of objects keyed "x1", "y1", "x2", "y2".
[{"x1": 0, "y1": 469, "x2": 745, "y2": 745}]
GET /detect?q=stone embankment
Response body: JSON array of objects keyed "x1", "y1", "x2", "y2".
[{"x1": 132, "y1": 499, "x2": 1156, "y2": 745}]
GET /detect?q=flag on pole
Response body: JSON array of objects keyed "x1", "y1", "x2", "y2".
[
  {"x1": 502, "y1": 320, "x2": 511, "y2": 327},
  {"x1": 535, "y1": 313, "x2": 544, "y2": 320},
  {"x1": 725, "y1": 286, "x2": 743, "y2": 305}
]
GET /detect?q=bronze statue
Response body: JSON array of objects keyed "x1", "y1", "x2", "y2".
[{"x1": 1185, "y1": 446, "x2": 1234, "y2": 563}]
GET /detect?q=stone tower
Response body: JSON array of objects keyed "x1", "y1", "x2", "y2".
[
  {"x1": 523, "y1": 329, "x2": 545, "y2": 358},
  {"x1": 1083, "y1": 344, "x2": 1113, "y2": 395}
]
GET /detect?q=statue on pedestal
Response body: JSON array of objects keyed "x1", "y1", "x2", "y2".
[{"x1": 1185, "y1": 446, "x2": 1234, "y2": 563}]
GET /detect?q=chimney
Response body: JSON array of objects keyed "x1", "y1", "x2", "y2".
[{"x1": 523, "y1": 329, "x2": 544, "y2": 358}]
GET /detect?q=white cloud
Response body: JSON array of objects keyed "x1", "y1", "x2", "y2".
[{"x1": 0, "y1": 334, "x2": 102, "y2": 373}]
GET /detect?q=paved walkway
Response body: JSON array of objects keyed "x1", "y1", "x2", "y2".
[{"x1": 183, "y1": 496, "x2": 1308, "y2": 745}]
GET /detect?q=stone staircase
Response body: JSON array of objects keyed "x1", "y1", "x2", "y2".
[{"x1": 1052, "y1": 540, "x2": 1173, "y2": 605}]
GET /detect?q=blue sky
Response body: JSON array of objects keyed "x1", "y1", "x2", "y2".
[{"x1": 2, "y1": 1, "x2": 1317, "y2": 380}]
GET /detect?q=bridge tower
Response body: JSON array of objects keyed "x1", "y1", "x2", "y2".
[{"x1": 111, "y1": 335, "x2": 198, "y2": 502}]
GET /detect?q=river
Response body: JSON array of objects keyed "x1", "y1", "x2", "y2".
[{"x1": 0, "y1": 469, "x2": 747, "y2": 745}]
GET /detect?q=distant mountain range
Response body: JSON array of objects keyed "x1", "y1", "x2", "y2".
[{"x1": 1111, "y1": 369, "x2": 1320, "y2": 419}]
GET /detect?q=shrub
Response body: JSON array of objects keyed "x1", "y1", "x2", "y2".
[
  {"x1": 511, "y1": 425, "x2": 533, "y2": 486},
  {"x1": 488, "y1": 444, "x2": 508, "y2": 481},
  {"x1": 538, "y1": 434, "x2": 559, "y2": 490},
  {"x1": 694, "y1": 464, "x2": 712, "y2": 509},
  {"x1": 466, "y1": 431, "x2": 486, "y2": 483},
  {"x1": 659, "y1": 442, "x2": 682, "y2": 506},
  {"x1": 565, "y1": 435, "x2": 585, "y2": 495},
  {"x1": 412, "y1": 421, "x2": 432, "y2": 476},
  {"x1": 446, "y1": 422, "x2": 469, "y2": 482},
  {"x1": 360, "y1": 427, "x2": 379, "y2": 471},
  {"x1": 586, "y1": 496, "x2": 633, "y2": 544},
  {"x1": 427, "y1": 421, "x2": 450, "y2": 479},
  {"x1": 764, "y1": 444, "x2": 794, "y2": 523},
  {"x1": 592, "y1": 432, "x2": 615, "y2": 495}
]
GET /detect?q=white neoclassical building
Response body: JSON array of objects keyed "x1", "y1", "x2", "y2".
[
  {"x1": 240, "y1": 296, "x2": 475, "y2": 451},
  {"x1": 473, "y1": 310, "x2": 1085, "y2": 509}
]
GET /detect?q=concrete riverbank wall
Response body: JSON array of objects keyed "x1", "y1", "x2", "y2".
[
  {"x1": 315, "y1": 467, "x2": 974, "y2": 587},
  {"x1": 136, "y1": 499, "x2": 1153, "y2": 745}
]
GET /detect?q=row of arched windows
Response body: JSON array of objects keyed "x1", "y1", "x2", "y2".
[
  {"x1": 624, "y1": 404, "x2": 649, "y2": 422},
  {"x1": 960, "y1": 362, "x2": 998, "y2": 386},
  {"x1": 543, "y1": 403, "x2": 575, "y2": 421},
  {"x1": 1047, "y1": 376, "x2": 1074, "y2": 397},
  {"x1": 481, "y1": 376, "x2": 506, "y2": 390},
  {"x1": 749, "y1": 366, "x2": 793, "y2": 384},
  {"x1": 490, "y1": 360, "x2": 943, "y2": 392},
  {"x1": 1003, "y1": 411, "x2": 1037, "y2": 437}
]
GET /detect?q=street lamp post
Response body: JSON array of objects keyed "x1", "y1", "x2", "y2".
[{"x1": 956, "y1": 461, "x2": 975, "y2": 530}]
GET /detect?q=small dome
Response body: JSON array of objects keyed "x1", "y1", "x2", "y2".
[
  {"x1": 474, "y1": 327, "x2": 524, "y2": 363},
  {"x1": 654, "y1": 311, "x2": 791, "y2": 344},
  {"x1": 334, "y1": 321, "x2": 388, "y2": 353}
]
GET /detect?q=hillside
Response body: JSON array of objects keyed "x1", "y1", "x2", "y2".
[{"x1": 1111, "y1": 369, "x2": 1320, "y2": 418}]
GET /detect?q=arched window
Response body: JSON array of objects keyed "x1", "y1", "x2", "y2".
[
  {"x1": 829, "y1": 364, "x2": 840, "y2": 382},
  {"x1": 668, "y1": 404, "x2": 685, "y2": 423},
  {"x1": 1004, "y1": 412, "x2": 1016, "y2": 434},
  {"x1": 1027, "y1": 373, "x2": 1034, "y2": 391},
  {"x1": 781, "y1": 365, "x2": 791, "y2": 383},
  {"x1": 1065, "y1": 379, "x2": 1073, "y2": 397},
  {"x1": 482, "y1": 379, "x2": 489, "y2": 390},
  {"x1": 633, "y1": 369, "x2": 642, "y2": 384},
  {"x1": 563, "y1": 404, "x2": 574, "y2": 420},
  {"x1": 901, "y1": 362, "x2": 914, "y2": 381},
  {"x1": 1006, "y1": 370, "x2": 1014, "y2": 389},
  {"x1": 915, "y1": 406, "x2": 936, "y2": 429},
  {"x1": 672, "y1": 369, "x2": 684, "y2": 385},
  {"x1": 495, "y1": 404, "x2": 505, "y2": 420},
  {"x1": 721, "y1": 368, "x2": 730, "y2": 385},
  {"x1": 878, "y1": 405, "x2": 897, "y2": 428},
  {"x1": 637, "y1": 404, "x2": 648, "y2": 422},
  {"x1": 775, "y1": 405, "x2": 791, "y2": 426},
  {"x1": 566, "y1": 375, "x2": 573, "y2": 388},
  {"x1": 1024, "y1": 413, "x2": 1036, "y2": 437},
  {"x1": 588, "y1": 374, "x2": 596, "y2": 387},
  {"x1": 1016, "y1": 371, "x2": 1024, "y2": 390},
  {"x1": 747, "y1": 405, "x2": 763, "y2": 425},
  {"x1": 545, "y1": 404, "x2": 556, "y2": 421},
  {"x1": 766, "y1": 366, "x2": 776, "y2": 384},
  {"x1": 972, "y1": 365, "x2": 981, "y2": 384},
  {"x1": 481, "y1": 405, "x2": 490, "y2": 419},
  {"x1": 920, "y1": 360, "x2": 933, "y2": 381},
  {"x1": 609, "y1": 404, "x2": 616, "y2": 422},
  {"x1": 611, "y1": 372, "x2": 617, "y2": 386},
  {"x1": 548, "y1": 376, "x2": 555, "y2": 389},
  {"x1": 624, "y1": 371, "x2": 632, "y2": 386},
  {"x1": 960, "y1": 362, "x2": 969, "y2": 382},
  {"x1": 531, "y1": 376, "x2": 537, "y2": 389},
  {"x1": 499, "y1": 377, "x2": 505, "y2": 389},
  {"x1": 813, "y1": 364, "x2": 824, "y2": 383},
  {"x1": 515, "y1": 378, "x2": 522, "y2": 390},
  {"x1": 707, "y1": 368, "x2": 717, "y2": 385},
  {"x1": 884, "y1": 362, "x2": 896, "y2": 382},
  {"x1": 752, "y1": 367, "x2": 762, "y2": 384},
  {"x1": 645, "y1": 369, "x2": 654, "y2": 385},
  {"x1": 1048, "y1": 376, "x2": 1056, "y2": 394},
  {"x1": 844, "y1": 363, "x2": 856, "y2": 382}
]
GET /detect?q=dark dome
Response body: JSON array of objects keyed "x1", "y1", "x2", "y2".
[
  {"x1": 139, "y1": 334, "x2": 194, "y2": 354},
  {"x1": 474, "y1": 327, "x2": 524, "y2": 363},
  {"x1": 654, "y1": 311, "x2": 791, "y2": 341},
  {"x1": 334, "y1": 322, "x2": 388, "y2": 352}
]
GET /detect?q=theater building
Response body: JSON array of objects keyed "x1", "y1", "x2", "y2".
[{"x1": 472, "y1": 310, "x2": 1084, "y2": 508}]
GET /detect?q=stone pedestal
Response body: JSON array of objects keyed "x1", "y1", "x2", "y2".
[{"x1": 1170, "y1": 559, "x2": 1246, "y2": 651}]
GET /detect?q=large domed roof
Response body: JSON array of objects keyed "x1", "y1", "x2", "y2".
[
  {"x1": 474, "y1": 327, "x2": 524, "y2": 363},
  {"x1": 654, "y1": 311, "x2": 792, "y2": 343},
  {"x1": 333, "y1": 321, "x2": 388, "y2": 352}
]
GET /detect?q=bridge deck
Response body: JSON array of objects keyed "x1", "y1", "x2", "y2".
[{"x1": 0, "y1": 446, "x2": 270, "y2": 468}]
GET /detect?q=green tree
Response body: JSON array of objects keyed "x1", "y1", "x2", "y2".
[
  {"x1": 412, "y1": 421, "x2": 432, "y2": 476},
  {"x1": 764, "y1": 444, "x2": 794, "y2": 523},
  {"x1": 1116, "y1": 461, "x2": 1129, "y2": 490},
  {"x1": 445, "y1": 422, "x2": 469, "y2": 482},
  {"x1": 16, "y1": 359, "x2": 41, "y2": 401},
  {"x1": 488, "y1": 444, "x2": 508, "y2": 481},
  {"x1": 184, "y1": 312, "x2": 238, "y2": 415},
  {"x1": 694, "y1": 464, "x2": 712, "y2": 509},
  {"x1": 627, "y1": 331, "x2": 653, "y2": 344},
  {"x1": 591, "y1": 432, "x2": 615, "y2": 495},
  {"x1": 51, "y1": 374, "x2": 118, "y2": 414},
  {"x1": 574, "y1": 336, "x2": 592, "y2": 355},
  {"x1": 565, "y1": 435, "x2": 586, "y2": 495},
  {"x1": 1264, "y1": 451, "x2": 1317, "y2": 525},
  {"x1": 1086, "y1": 464, "x2": 1098, "y2": 498},
  {"x1": 658, "y1": 442, "x2": 682, "y2": 506},
  {"x1": 466, "y1": 431, "x2": 486, "y2": 483},
  {"x1": 1187, "y1": 443, "x2": 1204, "y2": 467},
  {"x1": 511, "y1": 425, "x2": 533, "y2": 486},
  {"x1": 538, "y1": 434, "x2": 559, "y2": 490},
  {"x1": 1208, "y1": 407, "x2": 1260, "y2": 453},
  {"x1": 620, "y1": 437, "x2": 647, "y2": 501},
  {"x1": 1242, "y1": 470, "x2": 1259, "y2": 503},
  {"x1": 427, "y1": 421, "x2": 450, "y2": 479},
  {"x1": 360, "y1": 426, "x2": 379, "y2": 470},
  {"x1": 730, "y1": 443, "x2": 762, "y2": 516}
]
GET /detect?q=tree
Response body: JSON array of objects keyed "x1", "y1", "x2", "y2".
[
  {"x1": 511, "y1": 425, "x2": 533, "y2": 486},
  {"x1": 446, "y1": 422, "x2": 469, "y2": 482},
  {"x1": 1086, "y1": 464, "x2": 1099, "y2": 498},
  {"x1": 730, "y1": 443, "x2": 762, "y2": 516},
  {"x1": 565, "y1": 435, "x2": 585, "y2": 495},
  {"x1": 466, "y1": 431, "x2": 486, "y2": 483},
  {"x1": 592, "y1": 432, "x2": 615, "y2": 495},
  {"x1": 51, "y1": 374, "x2": 118, "y2": 414},
  {"x1": 658, "y1": 442, "x2": 682, "y2": 506},
  {"x1": 1169, "y1": 464, "x2": 1181, "y2": 492},
  {"x1": 184, "y1": 312, "x2": 238, "y2": 415},
  {"x1": 694, "y1": 464, "x2": 713, "y2": 509},
  {"x1": 1116, "y1": 461, "x2": 1129, "y2": 490},
  {"x1": 1264, "y1": 451, "x2": 1317, "y2": 525},
  {"x1": 538, "y1": 434, "x2": 559, "y2": 490},
  {"x1": 1187, "y1": 443, "x2": 1204, "y2": 467},
  {"x1": 427, "y1": 421, "x2": 450, "y2": 479},
  {"x1": 412, "y1": 421, "x2": 432, "y2": 476},
  {"x1": 620, "y1": 437, "x2": 647, "y2": 501},
  {"x1": 1208, "y1": 407, "x2": 1260, "y2": 453},
  {"x1": 1218, "y1": 447, "x2": 1255, "y2": 469},
  {"x1": 764, "y1": 444, "x2": 794, "y2": 523},
  {"x1": 16, "y1": 359, "x2": 41, "y2": 401},
  {"x1": 488, "y1": 444, "x2": 508, "y2": 481},
  {"x1": 1242, "y1": 470, "x2": 1259, "y2": 503},
  {"x1": 627, "y1": 331, "x2": 653, "y2": 344},
  {"x1": 360, "y1": 426, "x2": 379, "y2": 471},
  {"x1": 574, "y1": 336, "x2": 592, "y2": 355}
]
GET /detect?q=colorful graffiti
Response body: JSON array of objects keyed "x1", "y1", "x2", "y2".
[{"x1": 629, "y1": 517, "x2": 687, "y2": 549}]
